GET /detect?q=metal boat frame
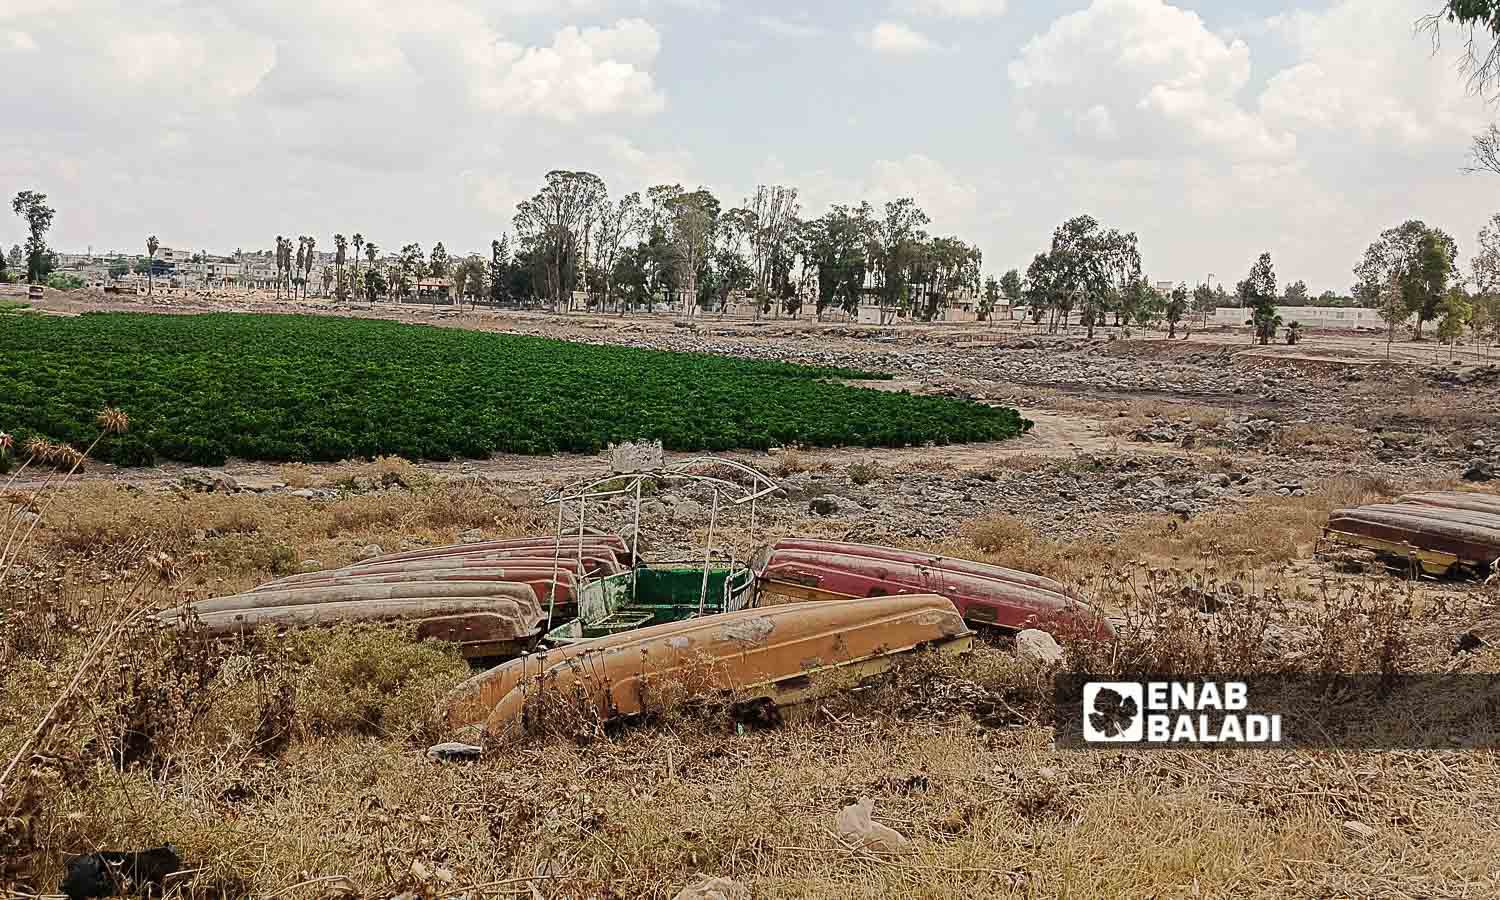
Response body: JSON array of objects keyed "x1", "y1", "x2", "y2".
[{"x1": 541, "y1": 456, "x2": 781, "y2": 644}]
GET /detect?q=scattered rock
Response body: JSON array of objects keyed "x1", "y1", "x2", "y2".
[
  {"x1": 1205, "y1": 473, "x2": 1233, "y2": 488},
  {"x1": 808, "y1": 495, "x2": 843, "y2": 516},
  {"x1": 356, "y1": 544, "x2": 383, "y2": 561},
  {"x1": 1016, "y1": 629, "x2": 1064, "y2": 666},
  {"x1": 672, "y1": 874, "x2": 749, "y2": 900},
  {"x1": 299, "y1": 559, "x2": 322, "y2": 573},
  {"x1": 426, "y1": 742, "x2": 483, "y2": 762},
  {"x1": 835, "y1": 798, "x2": 910, "y2": 854},
  {"x1": 1169, "y1": 500, "x2": 1193, "y2": 516},
  {"x1": 460, "y1": 528, "x2": 486, "y2": 544},
  {"x1": 180, "y1": 468, "x2": 238, "y2": 493},
  {"x1": 1342, "y1": 820, "x2": 1377, "y2": 840},
  {"x1": 1454, "y1": 617, "x2": 1500, "y2": 654},
  {"x1": 62, "y1": 845, "x2": 181, "y2": 900},
  {"x1": 235, "y1": 477, "x2": 285, "y2": 493},
  {"x1": 288, "y1": 488, "x2": 317, "y2": 499},
  {"x1": 1463, "y1": 459, "x2": 1495, "y2": 482},
  {"x1": 671, "y1": 499, "x2": 707, "y2": 520}
]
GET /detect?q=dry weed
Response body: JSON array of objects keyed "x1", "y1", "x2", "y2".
[{"x1": 1273, "y1": 422, "x2": 1367, "y2": 452}]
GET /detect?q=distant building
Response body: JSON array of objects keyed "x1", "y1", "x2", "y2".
[
  {"x1": 415, "y1": 277, "x2": 452, "y2": 301},
  {"x1": 1208, "y1": 305, "x2": 1402, "y2": 330}
]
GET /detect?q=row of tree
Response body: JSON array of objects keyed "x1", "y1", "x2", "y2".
[{"x1": 497, "y1": 171, "x2": 984, "y2": 321}]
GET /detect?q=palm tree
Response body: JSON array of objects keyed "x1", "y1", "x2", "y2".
[
  {"x1": 365, "y1": 242, "x2": 379, "y2": 302},
  {"x1": 145, "y1": 235, "x2": 159, "y2": 296},
  {"x1": 303, "y1": 236, "x2": 317, "y2": 300},
  {"x1": 351, "y1": 233, "x2": 364, "y2": 291},
  {"x1": 333, "y1": 233, "x2": 348, "y2": 301},
  {"x1": 279, "y1": 236, "x2": 293, "y2": 298},
  {"x1": 298, "y1": 237, "x2": 312, "y2": 300}
]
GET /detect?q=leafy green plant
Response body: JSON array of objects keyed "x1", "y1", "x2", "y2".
[{"x1": 0, "y1": 313, "x2": 1033, "y2": 465}]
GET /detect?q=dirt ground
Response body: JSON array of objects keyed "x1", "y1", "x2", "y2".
[{"x1": 4, "y1": 290, "x2": 1500, "y2": 898}]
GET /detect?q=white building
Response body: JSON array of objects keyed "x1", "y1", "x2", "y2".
[{"x1": 1208, "y1": 305, "x2": 1402, "y2": 330}]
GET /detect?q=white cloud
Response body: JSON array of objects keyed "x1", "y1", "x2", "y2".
[
  {"x1": 476, "y1": 19, "x2": 665, "y2": 120},
  {"x1": 858, "y1": 21, "x2": 938, "y2": 54},
  {"x1": 3, "y1": 30, "x2": 38, "y2": 51},
  {"x1": 867, "y1": 154, "x2": 978, "y2": 223},
  {"x1": 1009, "y1": 0, "x2": 1294, "y2": 161},
  {"x1": 895, "y1": 0, "x2": 1005, "y2": 18},
  {"x1": 593, "y1": 133, "x2": 695, "y2": 186},
  {"x1": 1258, "y1": 0, "x2": 1489, "y2": 146},
  {"x1": 574, "y1": 17, "x2": 662, "y2": 66},
  {"x1": 753, "y1": 14, "x2": 822, "y2": 39}
]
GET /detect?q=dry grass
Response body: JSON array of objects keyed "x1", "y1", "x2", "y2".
[
  {"x1": 1117, "y1": 474, "x2": 1394, "y2": 572},
  {"x1": 1006, "y1": 386, "x2": 1229, "y2": 437},
  {"x1": 1098, "y1": 400, "x2": 1228, "y2": 437},
  {"x1": 17, "y1": 480, "x2": 544, "y2": 584},
  {"x1": 949, "y1": 475, "x2": 1396, "y2": 588},
  {"x1": 1273, "y1": 422, "x2": 1367, "y2": 453},
  {"x1": 768, "y1": 447, "x2": 829, "y2": 478},
  {"x1": 3, "y1": 467, "x2": 1498, "y2": 898}
]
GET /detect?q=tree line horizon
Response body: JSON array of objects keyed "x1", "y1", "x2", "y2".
[{"x1": 6, "y1": 179, "x2": 1500, "y2": 349}]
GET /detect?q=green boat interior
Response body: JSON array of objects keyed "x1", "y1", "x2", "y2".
[{"x1": 544, "y1": 565, "x2": 757, "y2": 645}]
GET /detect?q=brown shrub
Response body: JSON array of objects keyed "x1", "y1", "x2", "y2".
[
  {"x1": 1117, "y1": 475, "x2": 1394, "y2": 571},
  {"x1": 959, "y1": 513, "x2": 1109, "y2": 583},
  {"x1": 1273, "y1": 422, "x2": 1367, "y2": 452}
]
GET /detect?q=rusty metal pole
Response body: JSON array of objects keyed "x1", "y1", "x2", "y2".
[
  {"x1": 547, "y1": 499, "x2": 564, "y2": 631},
  {"x1": 630, "y1": 477, "x2": 643, "y2": 602},
  {"x1": 577, "y1": 495, "x2": 587, "y2": 588},
  {"x1": 698, "y1": 488, "x2": 719, "y2": 616}
]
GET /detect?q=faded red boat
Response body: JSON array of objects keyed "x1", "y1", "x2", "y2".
[
  {"x1": 759, "y1": 538, "x2": 1080, "y2": 598},
  {"x1": 155, "y1": 581, "x2": 545, "y2": 658},
  {"x1": 259, "y1": 551, "x2": 623, "y2": 592},
  {"x1": 752, "y1": 545, "x2": 1113, "y2": 640},
  {"x1": 1397, "y1": 491, "x2": 1500, "y2": 517},
  {"x1": 1325, "y1": 501, "x2": 1500, "y2": 576},
  {"x1": 253, "y1": 568, "x2": 581, "y2": 615}
]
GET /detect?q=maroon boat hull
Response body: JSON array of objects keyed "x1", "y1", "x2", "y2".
[
  {"x1": 1397, "y1": 492, "x2": 1500, "y2": 518},
  {"x1": 1327, "y1": 503, "x2": 1500, "y2": 568},
  {"x1": 755, "y1": 548, "x2": 1112, "y2": 640},
  {"x1": 758, "y1": 538, "x2": 1079, "y2": 599}
]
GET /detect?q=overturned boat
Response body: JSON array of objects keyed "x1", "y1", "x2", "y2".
[
  {"x1": 444, "y1": 594, "x2": 973, "y2": 740},
  {"x1": 1323, "y1": 496, "x2": 1500, "y2": 577},
  {"x1": 752, "y1": 539, "x2": 1113, "y2": 640},
  {"x1": 154, "y1": 580, "x2": 546, "y2": 658}
]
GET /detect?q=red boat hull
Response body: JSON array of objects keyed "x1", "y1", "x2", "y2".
[
  {"x1": 1327, "y1": 502, "x2": 1500, "y2": 568},
  {"x1": 755, "y1": 548, "x2": 1112, "y2": 640},
  {"x1": 758, "y1": 538, "x2": 1079, "y2": 599}
]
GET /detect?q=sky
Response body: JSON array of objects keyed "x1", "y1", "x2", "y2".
[{"x1": 1, "y1": 0, "x2": 1495, "y2": 294}]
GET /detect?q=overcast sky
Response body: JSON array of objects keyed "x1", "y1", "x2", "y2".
[{"x1": 1, "y1": 0, "x2": 1494, "y2": 293}]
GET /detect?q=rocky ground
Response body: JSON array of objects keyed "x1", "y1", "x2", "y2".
[
  {"x1": 26, "y1": 297, "x2": 1495, "y2": 546},
  {"x1": 6, "y1": 294, "x2": 1500, "y2": 898}
]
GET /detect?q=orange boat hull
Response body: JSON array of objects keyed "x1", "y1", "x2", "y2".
[{"x1": 445, "y1": 594, "x2": 973, "y2": 739}]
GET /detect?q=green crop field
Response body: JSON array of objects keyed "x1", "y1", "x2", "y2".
[{"x1": 0, "y1": 313, "x2": 1031, "y2": 466}]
